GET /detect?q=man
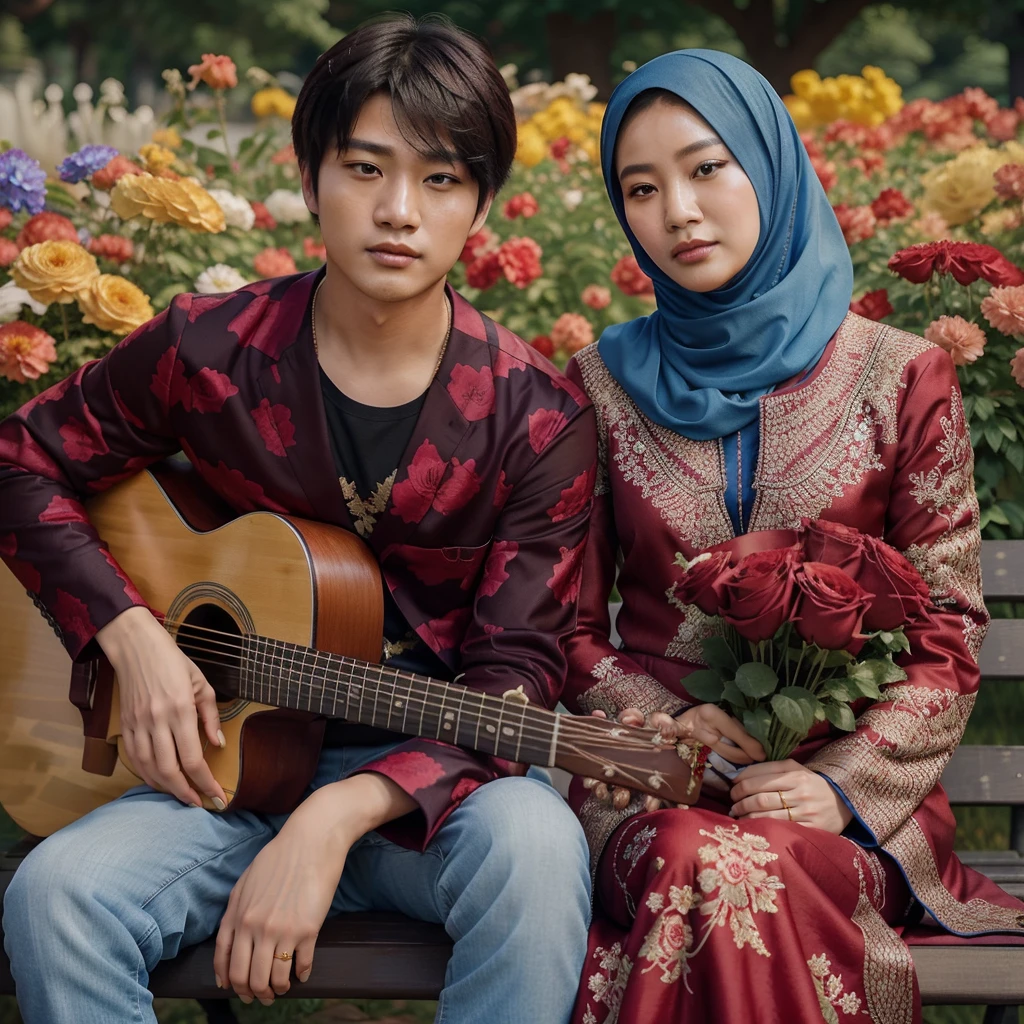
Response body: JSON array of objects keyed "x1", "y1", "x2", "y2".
[{"x1": 0, "y1": 16, "x2": 595, "y2": 1022}]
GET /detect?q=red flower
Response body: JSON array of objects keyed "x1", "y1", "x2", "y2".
[
  {"x1": 38, "y1": 494, "x2": 86, "y2": 523},
  {"x1": 371, "y1": 751, "x2": 446, "y2": 793},
  {"x1": 671, "y1": 550, "x2": 734, "y2": 617},
  {"x1": 451, "y1": 777, "x2": 482, "y2": 802},
  {"x1": 546, "y1": 468, "x2": 594, "y2": 522},
  {"x1": 550, "y1": 137, "x2": 571, "y2": 160},
  {"x1": 193, "y1": 455, "x2": 287, "y2": 512},
  {"x1": 503, "y1": 192, "x2": 539, "y2": 219},
  {"x1": 459, "y1": 227, "x2": 496, "y2": 265},
  {"x1": 849, "y1": 289, "x2": 893, "y2": 321},
  {"x1": 497, "y1": 237, "x2": 543, "y2": 289},
  {"x1": 493, "y1": 470, "x2": 513, "y2": 508},
  {"x1": 810, "y1": 154, "x2": 838, "y2": 194},
  {"x1": 995, "y1": 164, "x2": 1024, "y2": 201},
  {"x1": 986, "y1": 109, "x2": 1020, "y2": 142},
  {"x1": 802, "y1": 518, "x2": 866, "y2": 573},
  {"x1": 433, "y1": 457, "x2": 481, "y2": 515},
  {"x1": 610, "y1": 254, "x2": 654, "y2": 298},
  {"x1": 91, "y1": 155, "x2": 143, "y2": 191},
  {"x1": 889, "y1": 240, "x2": 1024, "y2": 287},
  {"x1": 528, "y1": 408, "x2": 569, "y2": 454},
  {"x1": 391, "y1": 439, "x2": 447, "y2": 524},
  {"x1": 446, "y1": 363, "x2": 495, "y2": 421},
  {"x1": 530, "y1": 335, "x2": 555, "y2": 358},
  {"x1": 253, "y1": 246, "x2": 297, "y2": 279},
  {"x1": 870, "y1": 188, "x2": 913, "y2": 225},
  {"x1": 393, "y1": 544, "x2": 488, "y2": 587},
  {"x1": 794, "y1": 563, "x2": 873, "y2": 650},
  {"x1": 859, "y1": 537, "x2": 931, "y2": 632},
  {"x1": 832, "y1": 203, "x2": 876, "y2": 245},
  {"x1": 59, "y1": 407, "x2": 110, "y2": 462},
  {"x1": 479, "y1": 539, "x2": 519, "y2": 597},
  {"x1": 714, "y1": 549, "x2": 799, "y2": 643},
  {"x1": 492, "y1": 348, "x2": 527, "y2": 378},
  {"x1": 302, "y1": 236, "x2": 327, "y2": 261},
  {"x1": 0, "y1": 208, "x2": 11, "y2": 230},
  {"x1": 465, "y1": 251, "x2": 501, "y2": 290},
  {"x1": 425, "y1": 606, "x2": 472, "y2": 652},
  {"x1": 0, "y1": 239, "x2": 18, "y2": 267},
  {"x1": 185, "y1": 367, "x2": 238, "y2": 414},
  {"x1": 88, "y1": 234, "x2": 134, "y2": 262},
  {"x1": 547, "y1": 539, "x2": 586, "y2": 605},
  {"x1": 251, "y1": 201, "x2": 277, "y2": 230},
  {"x1": 53, "y1": 588, "x2": 95, "y2": 648},
  {"x1": 16, "y1": 212, "x2": 79, "y2": 250},
  {"x1": 250, "y1": 398, "x2": 296, "y2": 456}
]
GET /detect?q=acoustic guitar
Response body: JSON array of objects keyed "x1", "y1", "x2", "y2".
[{"x1": 0, "y1": 463, "x2": 698, "y2": 837}]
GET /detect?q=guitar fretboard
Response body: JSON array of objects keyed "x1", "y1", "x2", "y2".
[{"x1": 237, "y1": 634, "x2": 560, "y2": 766}]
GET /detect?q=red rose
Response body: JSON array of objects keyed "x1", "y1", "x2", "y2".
[
  {"x1": 88, "y1": 234, "x2": 134, "y2": 263},
  {"x1": 888, "y1": 242, "x2": 940, "y2": 284},
  {"x1": 870, "y1": 188, "x2": 913, "y2": 225},
  {"x1": 530, "y1": 335, "x2": 555, "y2": 358},
  {"x1": 503, "y1": 192, "x2": 539, "y2": 219},
  {"x1": 465, "y1": 250, "x2": 501, "y2": 290},
  {"x1": 610, "y1": 254, "x2": 654, "y2": 298},
  {"x1": 794, "y1": 563, "x2": 873, "y2": 650},
  {"x1": 801, "y1": 518, "x2": 866, "y2": 574},
  {"x1": 849, "y1": 289, "x2": 893, "y2": 321},
  {"x1": 713, "y1": 549, "x2": 799, "y2": 643},
  {"x1": 859, "y1": 537, "x2": 931, "y2": 632},
  {"x1": 892, "y1": 241, "x2": 1024, "y2": 288},
  {"x1": 671, "y1": 550, "x2": 733, "y2": 616},
  {"x1": 497, "y1": 237, "x2": 543, "y2": 289},
  {"x1": 16, "y1": 211, "x2": 79, "y2": 250}
]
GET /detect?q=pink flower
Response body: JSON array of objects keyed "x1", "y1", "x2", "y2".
[
  {"x1": 547, "y1": 539, "x2": 586, "y2": 605},
  {"x1": 1011, "y1": 348, "x2": 1024, "y2": 387},
  {"x1": 251, "y1": 201, "x2": 277, "y2": 230},
  {"x1": 503, "y1": 192, "x2": 539, "y2": 219},
  {"x1": 924, "y1": 315, "x2": 987, "y2": 366},
  {"x1": 188, "y1": 53, "x2": 238, "y2": 90},
  {"x1": 581, "y1": 284, "x2": 611, "y2": 310},
  {"x1": 38, "y1": 494, "x2": 86, "y2": 523},
  {"x1": 982, "y1": 285, "x2": 1024, "y2": 338},
  {"x1": 459, "y1": 226, "x2": 496, "y2": 265},
  {"x1": 995, "y1": 164, "x2": 1024, "y2": 201},
  {"x1": 433, "y1": 457, "x2": 481, "y2": 515},
  {"x1": 424, "y1": 607, "x2": 472, "y2": 652},
  {"x1": 391, "y1": 439, "x2": 447, "y2": 524},
  {"x1": 16, "y1": 211, "x2": 79, "y2": 250},
  {"x1": 253, "y1": 246, "x2": 297, "y2": 278},
  {"x1": 302, "y1": 236, "x2": 327, "y2": 261},
  {"x1": 479, "y1": 540, "x2": 519, "y2": 597},
  {"x1": 912, "y1": 211, "x2": 951, "y2": 241},
  {"x1": 250, "y1": 398, "x2": 296, "y2": 456},
  {"x1": 550, "y1": 312, "x2": 594, "y2": 354},
  {"x1": 446, "y1": 363, "x2": 495, "y2": 421},
  {"x1": 492, "y1": 348, "x2": 527, "y2": 378},
  {"x1": 986, "y1": 109, "x2": 1020, "y2": 142},
  {"x1": 89, "y1": 234, "x2": 134, "y2": 262},
  {"x1": 0, "y1": 209, "x2": 11, "y2": 230},
  {"x1": 0, "y1": 321, "x2": 57, "y2": 383},
  {"x1": 832, "y1": 203, "x2": 877, "y2": 245},
  {"x1": 371, "y1": 751, "x2": 445, "y2": 793},
  {"x1": 497, "y1": 237, "x2": 543, "y2": 289},
  {"x1": 0, "y1": 239, "x2": 19, "y2": 267},
  {"x1": 528, "y1": 408, "x2": 569, "y2": 454},
  {"x1": 184, "y1": 367, "x2": 238, "y2": 414},
  {"x1": 810, "y1": 154, "x2": 838, "y2": 193},
  {"x1": 611, "y1": 254, "x2": 654, "y2": 297}
]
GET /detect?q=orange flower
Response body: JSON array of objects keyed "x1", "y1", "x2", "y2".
[
  {"x1": 0, "y1": 208, "x2": 11, "y2": 230},
  {"x1": 551, "y1": 312, "x2": 594, "y2": 354},
  {"x1": 92, "y1": 155, "x2": 144, "y2": 191},
  {"x1": 271, "y1": 143, "x2": 298, "y2": 166},
  {"x1": 981, "y1": 285, "x2": 1024, "y2": 338},
  {"x1": 611, "y1": 254, "x2": 655, "y2": 298},
  {"x1": 1011, "y1": 347, "x2": 1024, "y2": 387},
  {"x1": 76, "y1": 275, "x2": 154, "y2": 335},
  {"x1": 303, "y1": 236, "x2": 327, "y2": 261},
  {"x1": 251, "y1": 201, "x2": 276, "y2": 230},
  {"x1": 924, "y1": 315, "x2": 987, "y2": 366},
  {"x1": 188, "y1": 53, "x2": 238, "y2": 91},
  {"x1": 16, "y1": 212, "x2": 79, "y2": 250},
  {"x1": 253, "y1": 246, "x2": 297, "y2": 278},
  {"x1": 581, "y1": 284, "x2": 611, "y2": 310},
  {"x1": 88, "y1": 234, "x2": 134, "y2": 263},
  {"x1": 11, "y1": 241, "x2": 99, "y2": 304},
  {"x1": 0, "y1": 239, "x2": 19, "y2": 267},
  {"x1": 0, "y1": 321, "x2": 57, "y2": 383}
]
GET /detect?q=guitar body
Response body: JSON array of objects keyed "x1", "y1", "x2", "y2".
[{"x1": 0, "y1": 466, "x2": 383, "y2": 837}]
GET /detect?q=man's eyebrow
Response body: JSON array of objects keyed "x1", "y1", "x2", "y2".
[
  {"x1": 618, "y1": 136, "x2": 724, "y2": 179},
  {"x1": 343, "y1": 138, "x2": 459, "y2": 165}
]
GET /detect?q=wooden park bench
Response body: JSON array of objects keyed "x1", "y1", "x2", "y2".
[{"x1": 3, "y1": 541, "x2": 1024, "y2": 1022}]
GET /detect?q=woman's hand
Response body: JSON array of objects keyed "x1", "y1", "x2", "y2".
[
  {"x1": 729, "y1": 759, "x2": 854, "y2": 834},
  {"x1": 586, "y1": 704, "x2": 765, "y2": 812}
]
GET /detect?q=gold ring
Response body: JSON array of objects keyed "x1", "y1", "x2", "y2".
[
  {"x1": 778, "y1": 791, "x2": 794, "y2": 822},
  {"x1": 273, "y1": 951, "x2": 294, "y2": 961}
]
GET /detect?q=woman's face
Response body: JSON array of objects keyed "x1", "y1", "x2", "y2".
[{"x1": 616, "y1": 98, "x2": 761, "y2": 294}]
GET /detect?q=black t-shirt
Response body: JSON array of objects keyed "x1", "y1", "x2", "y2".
[{"x1": 319, "y1": 368, "x2": 452, "y2": 744}]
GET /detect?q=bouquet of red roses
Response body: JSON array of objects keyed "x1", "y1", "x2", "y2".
[{"x1": 671, "y1": 519, "x2": 932, "y2": 762}]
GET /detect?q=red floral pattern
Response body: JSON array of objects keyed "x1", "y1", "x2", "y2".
[
  {"x1": 59, "y1": 407, "x2": 110, "y2": 462},
  {"x1": 547, "y1": 539, "x2": 586, "y2": 605},
  {"x1": 479, "y1": 540, "x2": 519, "y2": 598},
  {"x1": 424, "y1": 606, "x2": 474, "y2": 653},
  {"x1": 53, "y1": 588, "x2": 94, "y2": 647},
  {"x1": 391, "y1": 439, "x2": 447, "y2": 524},
  {"x1": 368, "y1": 751, "x2": 446, "y2": 793},
  {"x1": 446, "y1": 364, "x2": 496, "y2": 421},
  {"x1": 38, "y1": 494, "x2": 86, "y2": 523},
  {"x1": 529, "y1": 408, "x2": 569, "y2": 454},
  {"x1": 250, "y1": 398, "x2": 296, "y2": 456},
  {"x1": 547, "y1": 468, "x2": 595, "y2": 522}
]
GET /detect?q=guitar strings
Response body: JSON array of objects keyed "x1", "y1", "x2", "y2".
[{"x1": 163, "y1": 619, "x2": 673, "y2": 751}]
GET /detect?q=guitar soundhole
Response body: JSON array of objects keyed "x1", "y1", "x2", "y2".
[{"x1": 177, "y1": 603, "x2": 243, "y2": 701}]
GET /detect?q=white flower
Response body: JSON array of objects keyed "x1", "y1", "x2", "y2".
[
  {"x1": 263, "y1": 188, "x2": 310, "y2": 225},
  {"x1": 564, "y1": 73, "x2": 598, "y2": 103},
  {"x1": 562, "y1": 189, "x2": 584, "y2": 211},
  {"x1": 194, "y1": 264, "x2": 249, "y2": 295},
  {"x1": 207, "y1": 189, "x2": 256, "y2": 231},
  {"x1": 0, "y1": 280, "x2": 48, "y2": 323}
]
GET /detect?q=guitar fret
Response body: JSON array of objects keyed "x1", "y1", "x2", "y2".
[
  {"x1": 513, "y1": 701, "x2": 528, "y2": 763},
  {"x1": 493, "y1": 694, "x2": 506, "y2": 756}
]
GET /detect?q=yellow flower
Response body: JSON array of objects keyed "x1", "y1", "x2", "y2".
[
  {"x1": 790, "y1": 69, "x2": 821, "y2": 99},
  {"x1": 786, "y1": 65, "x2": 902, "y2": 128},
  {"x1": 251, "y1": 86, "x2": 297, "y2": 119},
  {"x1": 515, "y1": 123, "x2": 547, "y2": 168},
  {"x1": 139, "y1": 143, "x2": 177, "y2": 172},
  {"x1": 150, "y1": 127, "x2": 182, "y2": 149},
  {"x1": 784, "y1": 95, "x2": 814, "y2": 131},
  {"x1": 77, "y1": 274, "x2": 154, "y2": 335},
  {"x1": 111, "y1": 174, "x2": 225, "y2": 233},
  {"x1": 11, "y1": 241, "x2": 99, "y2": 304},
  {"x1": 922, "y1": 146, "x2": 1007, "y2": 225},
  {"x1": 579, "y1": 137, "x2": 600, "y2": 164}
]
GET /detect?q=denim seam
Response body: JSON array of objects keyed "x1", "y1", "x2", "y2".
[
  {"x1": 139, "y1": 825, "x2": 270, "y2": 910},
  {"x1": 134, "y1": 921, "x2": 159, "y2": 1023}
]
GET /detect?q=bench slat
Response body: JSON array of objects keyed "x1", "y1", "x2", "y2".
[
  {"x1": 980, "y1": 619, "x2": 1024, "y2": 679},
  {"x1": 911, "y1": 945, "x2": 1024, "y2": 1004},
  {"x1": 982, "y1": 543, "x2": 1024, "y2": 601},
  {"x1": 941, "y1": 746, "x2": 1024, "y2": 805}
]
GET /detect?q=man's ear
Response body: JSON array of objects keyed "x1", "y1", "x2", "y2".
[
  {"x1": 468, "y1": 192, "x2": 494, "y2": 237},
  {"x1": 300, "y1": 164, "x2": 319, "y2": 217}
]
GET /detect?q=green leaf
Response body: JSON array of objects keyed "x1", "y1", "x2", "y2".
[
  {"x1": 700, "y1": 636, "x2": 739, "y2": 673},
  {"x1": 824, "y1": 702, "x2": 857, "y2": 732},
  {"x1": 985, "y1": 424, "x2": 1004, "y2": 453},
  {"x1": 771, "y1": 686, "x2": 818, "y2": 735},
  {"x1": 1006, "y1": 444, "x2": 1024, "y2": 474},
  {"x1": 733, "y1": 662, "x2": 779, "y2": 699},
  {"x1": 742, "y1": 707, "x2": 772, "y2": 748},
  {"x1": 721, "y1": 677, "x2": 747, "y2": 711},
  {"x1": 823, "y1": 649, "x2": 854, "y2": 668},
  {"x1": 822, "y1": 677, "x2": 857, "y2": 703},
  {"x1": 682, "y1": 669, "x2": 724, "y2": 704}
]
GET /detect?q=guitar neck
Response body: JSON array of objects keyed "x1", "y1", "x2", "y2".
[{"x1": 237, "y1": 635, "x2": 560, "y2": 766}]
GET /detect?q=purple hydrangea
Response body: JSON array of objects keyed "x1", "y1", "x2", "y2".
[
  {"x1": 57, "y1": 144, "x2": 119, "y2": 184},
  {"x1": 0, "y1": 149, "x2": 47, "y2": 215}
]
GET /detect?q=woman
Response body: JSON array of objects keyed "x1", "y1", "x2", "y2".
[{"x1": 564, "y1": 49, "x2": 1024, "y2": 1024}]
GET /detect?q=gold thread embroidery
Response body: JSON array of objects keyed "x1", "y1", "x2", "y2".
[
  {"x1": 576, "y1": 655, "x2": 682, "y2": 719},
  {"x1": 807, "y1": 952, "x2": 864, "y2": 1022},
  {"x1": 339, "y1": 470, "x2": 396, "y2": 538},
  {"x1": 579, "y1": 793, "x2": 648, "y2": 878},
  {"x1": 665, "y1": 581, "x2": 726, "y2": 664},
  {"x1": 585, "y1": 942, "x2": 633, "y2": 1024}
]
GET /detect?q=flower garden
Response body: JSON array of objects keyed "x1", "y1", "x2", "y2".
[{"x1": 4, "y1": 60, "x2": 1024, "y2": 543}]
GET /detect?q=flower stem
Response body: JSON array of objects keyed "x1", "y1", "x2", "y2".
[
  {"x1": 60, "y1": 304, "x2": 69, "y2": 345},
  {"x1": 216, "y1": 94, "x2": 234, "y2": 167}
]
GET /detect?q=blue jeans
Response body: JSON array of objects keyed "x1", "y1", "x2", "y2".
[{"x1": 3, "y1": 744, "x2": 591, "y2": 1023}]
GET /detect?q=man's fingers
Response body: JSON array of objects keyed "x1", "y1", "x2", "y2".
[
  {"x1": 194, "y1": 673, "x2": 225, "y2": 751},
  {"x1": 647, "y1": 711, "x2": 680, "y2": 741},
  {"x1": 213, "y1": 918, "x2": 234, "y2": 990},
  {"x1": 150, "y1": 726, "x2": 202, "y2": 807},
  {"x1": 295, "y1": 936, "x2": 316, "y2": 984},
  {"x1": 172, "y1": 713, "x2": 227, "y2": 807},
  {"x1": 730, "y1": 770, "x2": 802, "y2": 802},
  {"x1": 228, "y1": 930, "x2": 256, "y2": 1004},
  {"x1": 122, "y1": 728, "x2": 158, "y2": 790},
  {"x1": 589, "y1": 710, "x2": 608, "y2": 719},
  {"x1": 617, "y1": 707, "x2": 645, "y2": 727},
  {"x1": 611, "y1": 786, "x2": 632, "y2": 810}
]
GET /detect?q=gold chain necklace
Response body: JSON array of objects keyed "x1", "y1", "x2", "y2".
[{"x1": 311, "y1": 277, "x2": 453, "y2": 383}]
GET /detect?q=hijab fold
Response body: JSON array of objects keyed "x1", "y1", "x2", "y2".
[{"x1": 597, "y1": 50, "x2": 854, "y2": 440}]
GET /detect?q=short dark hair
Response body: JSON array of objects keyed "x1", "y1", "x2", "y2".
[{"x1": 293, "y1": 15, "x2": 516, "y2": 212}]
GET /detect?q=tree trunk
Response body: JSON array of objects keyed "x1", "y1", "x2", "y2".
[{"x1": 545, "y1": 10, "x2": 616, "y2": 100}]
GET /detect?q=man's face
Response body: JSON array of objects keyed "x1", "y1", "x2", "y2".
[{"x1": 303, "y1": 92, "x2": 490, "y2": 303}]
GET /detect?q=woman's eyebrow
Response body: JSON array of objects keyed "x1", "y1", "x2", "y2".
[{"x1": 618, "y1": 136, "x2": 724, "y2": 180}]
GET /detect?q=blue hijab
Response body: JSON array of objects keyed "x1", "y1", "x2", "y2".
[{"x1": 598, "y1": 50, "x2": 854, "y2": 440}]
